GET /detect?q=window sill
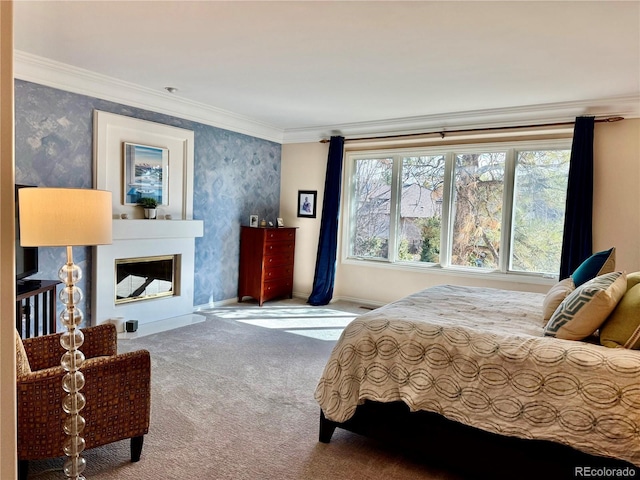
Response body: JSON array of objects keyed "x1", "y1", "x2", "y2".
[{"x1": 341, "y1": 257, "x2": 558, "y2": 287}]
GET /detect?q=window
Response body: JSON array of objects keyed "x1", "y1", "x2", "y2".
[{"x1": 345, "y1": 140, "x2": 571, "y2": 277}]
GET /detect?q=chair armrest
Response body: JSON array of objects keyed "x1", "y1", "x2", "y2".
[
  {"x1": 72, "y1": 350, "x2": 152, "y2": 448},
  {"x1": 23, "y1": 323, "x2": 118, "y2": 371}
]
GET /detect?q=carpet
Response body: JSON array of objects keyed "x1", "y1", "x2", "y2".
[{"x1": 26, "y1": 299, "x2": 463, "y2": 480}]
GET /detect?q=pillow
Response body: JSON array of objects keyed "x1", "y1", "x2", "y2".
[
  {"x1": 600, "y1": 272, "x2": 640, "y2": 348},
  {"x1": 571, "y1": 247, "x2": 615, "y2": 287},
  {"x1": 544, "y1": 271, "x2": 626, "y2": 341},
  {"x1": 15, "y1": 329, "x2": 31, "y2": 376},
  {"x1": 542, "y1": 277, "x2": 575, "y2": 324},
  {"x1": 625, "y1": 271, "x2": 640, "y2": 290}
]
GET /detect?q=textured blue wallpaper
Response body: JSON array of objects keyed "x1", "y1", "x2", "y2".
[{"x1": 15, "y1": 80, "x2": 281, "y2": 323}]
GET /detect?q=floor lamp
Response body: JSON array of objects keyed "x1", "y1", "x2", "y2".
[{"x1": 18, "y1": 187, "x2": 112, "y2": 480}]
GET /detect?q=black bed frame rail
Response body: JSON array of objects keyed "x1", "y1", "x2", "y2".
[{"x1": 319, "y1": 401, "x2": 639, "y2": 480}]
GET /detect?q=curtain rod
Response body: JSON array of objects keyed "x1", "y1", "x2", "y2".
[{"x1": 319, "y1": 116, "x2": 624, "y2": 143}]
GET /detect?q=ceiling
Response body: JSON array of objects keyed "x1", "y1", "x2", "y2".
[{"x1": 13, "y1": 1, "x2": 640, "y2": 142}]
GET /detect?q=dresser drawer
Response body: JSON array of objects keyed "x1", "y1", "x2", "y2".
[
  {"x1": 266, "y1": 229, "x2": 296, "y2": 242},
  {"x1": 264, "y1": 253, "x2": 294, "y2": 267},
  {"x1": 263, "y1": 279, "x2": 293, "y2": 298},
  {"x1": 264, "y1": 264, "x2": 294, "y2": 281},
  {"x1": 264, "y1": 241, "x2": 295, "y2": 256}
]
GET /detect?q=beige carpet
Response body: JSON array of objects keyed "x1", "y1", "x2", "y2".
[{"x1": 26, "y1": 298, "x2": 464, "y2": 480}]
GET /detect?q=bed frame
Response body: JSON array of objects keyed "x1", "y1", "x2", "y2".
[{"x1": 319, "y1": 401, "x2": 639, "y2": 480}]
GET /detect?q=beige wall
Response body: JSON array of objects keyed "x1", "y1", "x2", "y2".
[
  {"x1": 593, "y1": 119, "x2": 640, "y2": 271},
  {"x1": 1, "y1": 1, "x2": 17, "y2": 479},
  {"x1": 281, "y1": 119, "x2": 640, "y2": 306},
  {"x1": 280, "y1": 142, "x2": 328, "y2": 297}
]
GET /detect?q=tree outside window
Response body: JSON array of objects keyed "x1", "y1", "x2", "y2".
[{"x1": 347, "y1": 141, "x2": 570, "y2": 276}]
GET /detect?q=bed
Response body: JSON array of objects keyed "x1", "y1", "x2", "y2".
[{"x1": 315, "y1": 282, "x2": 640, "y2": 478}]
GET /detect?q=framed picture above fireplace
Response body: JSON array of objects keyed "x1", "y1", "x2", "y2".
[
  {"x1": 123, "y1": 142, "x2": 169, "y2": 206},
  {"x1": 94, "y1": 110, "x2": 195, "y2": 220}
]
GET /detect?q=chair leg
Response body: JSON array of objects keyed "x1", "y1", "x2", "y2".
[
  {"x1": 131, "y1": 435, "x2": 144, "y2": 462},
  {"x1": 18, "y1": 459, "x2": 29, "y2": 480}
]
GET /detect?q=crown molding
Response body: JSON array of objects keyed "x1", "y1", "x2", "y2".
[
  {"x1": 14, "y1": 50, "x2": 639, "y2": 146},
  {"x1": 282, "y1": 94, "x2": 640, "y2": 144},
  {"x1": 14, "y1": 50, "x2": 285, "y2": 144}
]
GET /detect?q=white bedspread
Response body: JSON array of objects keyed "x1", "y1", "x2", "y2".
[{"x1": 315, "y1": 285, "x2": 640, "y2": 466}]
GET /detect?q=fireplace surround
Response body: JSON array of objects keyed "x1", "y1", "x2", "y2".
[
  {"x1": 92, "y1": 111, "x2": 204, "y2": 336},
  {"x1": 93, "y1": 219, "x2": 203, "y2": 335}
]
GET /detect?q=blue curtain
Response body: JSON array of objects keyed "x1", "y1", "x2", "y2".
[
  {"x1": 308, "y1": 136, "x2": 345, "y2": 306},
  {"x1": 559, "y1": 116, "x2": 595, "y2": 279}
]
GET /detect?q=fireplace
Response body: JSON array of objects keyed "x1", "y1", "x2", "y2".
[
  {"x1": 93, "y1": 220, "x2": 203, "y2": 335},
  {"x1": 115, "y1": 254, "x2": 178, "y2": 304}
]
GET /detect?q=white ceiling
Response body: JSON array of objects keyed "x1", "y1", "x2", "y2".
[{"x1": 13, "y1": 1, "x2": 640, "y2": 142}]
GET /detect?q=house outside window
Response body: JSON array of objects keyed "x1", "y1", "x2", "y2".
[{"x1": 345, "y1": 139, "x2": 571, "y2": 277}]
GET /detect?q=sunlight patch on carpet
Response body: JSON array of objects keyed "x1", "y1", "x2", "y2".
[
  {"x1": 237, "y1": 315, "x2": 355, "y2": 329},
  {"x1": 207, "y1": 306, "x2": 354, "y2": 319},
  {"x1": 203, "y1": 306, "x2": 359, "y2": 340}
]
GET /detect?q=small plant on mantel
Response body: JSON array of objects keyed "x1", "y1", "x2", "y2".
[
  {"x1": 138, "y1": 197, "x2": 158, "y2": 219},
  {"x1": 137, "y1": 197, "x2": 158, "y2": 209}
]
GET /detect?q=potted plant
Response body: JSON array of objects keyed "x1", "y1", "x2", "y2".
[{"x1": 138, "y1": 197, "x2": 158, "y2": 219}]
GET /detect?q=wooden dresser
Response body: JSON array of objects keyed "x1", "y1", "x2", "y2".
[{"x1": 238, "y1": 226, "x2": 296, "y2": 306}]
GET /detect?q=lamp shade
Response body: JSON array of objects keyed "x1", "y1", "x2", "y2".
[{"x1": 19, "y1": 187, "x2": 112, "y2": 247}]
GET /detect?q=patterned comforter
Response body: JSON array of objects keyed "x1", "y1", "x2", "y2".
[{"x1": 315, "y1": 285, "x2": 640, "y2": 466}]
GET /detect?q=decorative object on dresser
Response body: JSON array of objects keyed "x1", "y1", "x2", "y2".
[
  {"x1": 238, "y1": 226, "x2": 296, "y2": 306},
  {"x1": 18, "y1": 187, "x2": 113, "y2": 480}
]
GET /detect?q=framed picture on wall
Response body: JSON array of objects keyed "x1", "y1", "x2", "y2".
[
  {"x1": 297, "y1": 190, "x2": 317, "y2": 218},
  {"x1": 123, "y1": 142, "x2": 169, "y2": 206}
]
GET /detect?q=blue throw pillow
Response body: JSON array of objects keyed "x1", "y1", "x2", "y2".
[{"x1": 571, "y1": 247, "x2": 616, "y2": 287}]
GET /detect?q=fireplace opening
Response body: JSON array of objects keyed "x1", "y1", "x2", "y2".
[{"x1": 115, "y1": 254, "x2": 178, "y2": 304}]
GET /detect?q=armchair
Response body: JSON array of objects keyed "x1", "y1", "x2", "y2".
[{"x1": 16, "y1": 323, "x2": 151, "y2": 480}]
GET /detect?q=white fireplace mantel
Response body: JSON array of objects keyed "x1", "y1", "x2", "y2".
[
  {"x1": 93, "y1": 221, "x2": 204, "y2": 334},
  {"x1": 112, "y1": 219, "x2": 204, "y2": 240}
]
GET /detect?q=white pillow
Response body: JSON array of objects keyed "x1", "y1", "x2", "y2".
[
  {"x1": 15, "y1": 329, "x2": 31, "y2": 376},
  {"x1": 544, "y1": 271, "x2": 627, "y2": 341},
  {"x1": 542, "y1": 277, "x2": 575, "y2": 324}
]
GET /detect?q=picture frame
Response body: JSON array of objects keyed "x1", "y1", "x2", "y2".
[
  {"x1": 249, "y1": 214, "x2": 259, "y2": 227},
  {"x1": 123, "y1": 142, "x2": 169, "y2": 206},
  {"x1": 297, "y1": 190, "x2": 317, "y2": 218},
  {"x1": 276, "y1": 217, "x2": 284, "y2": 227}
]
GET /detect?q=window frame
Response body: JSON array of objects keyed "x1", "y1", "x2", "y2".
[{"x1": 341, "y1": 138, "x2": 572, "y2": 282}]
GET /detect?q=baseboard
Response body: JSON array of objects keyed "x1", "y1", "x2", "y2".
[
  {"x1": 193, "y1": 292, "x2": 383, "y2": 311},
  {"x1": 193, "y1": 297, "x2": 238, "y2": 310},
  {"x1": 294, "y1": 290, "x2": 383, "y2": 309},
  {"x1": 195, "y1": 292, "x2": 310, "y2": 310},
  {"x1": 330, "y1": 295, "x2": 385, "y2": 309}
]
